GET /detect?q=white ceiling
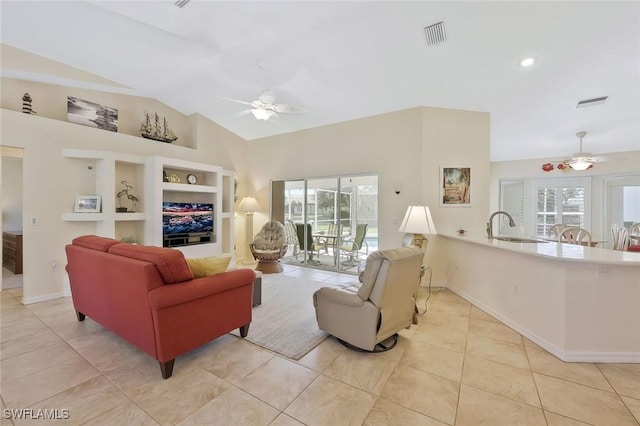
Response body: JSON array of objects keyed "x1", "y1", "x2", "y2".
[{"x1": 1, "y1": 1, "x2": 639, "y2": 161}]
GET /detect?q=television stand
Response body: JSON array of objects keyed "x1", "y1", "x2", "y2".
[{"x1": 163, "y1": 233, "x2": 213, "y2": 248}]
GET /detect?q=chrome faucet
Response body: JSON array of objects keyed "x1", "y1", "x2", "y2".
[{"x1": 487, "y1": 211, "x2": 516, "y2": 239}]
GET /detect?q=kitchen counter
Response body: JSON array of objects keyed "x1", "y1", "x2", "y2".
[
  {"x1": 438, "y1": 232, "x2": 640, "y2": 363},
  {"x1": 441, "y1": 232, "x2": 640, "y2": 265}
]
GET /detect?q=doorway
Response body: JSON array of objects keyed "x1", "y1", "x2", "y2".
[
  {"x1": 2, "y1": 147, "x2": 25, "y2": 291},
  {"x1": 272, "y1": 174, "x2": 378, "y2": 273}
]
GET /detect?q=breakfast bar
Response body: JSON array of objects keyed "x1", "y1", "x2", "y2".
[{"x1": 438, "y1": 233, "x2": 640, "y2": 363}]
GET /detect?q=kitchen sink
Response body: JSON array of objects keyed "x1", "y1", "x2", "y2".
[{"x1": 495, "y1": 236, "x2": 548, "y2": 243}]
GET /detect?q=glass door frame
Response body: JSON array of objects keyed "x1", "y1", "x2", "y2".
[{"x1": 272, "y1": 174, "x2": 378, "y2": 273}]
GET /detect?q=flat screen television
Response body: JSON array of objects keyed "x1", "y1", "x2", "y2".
[{"x1": 162, "y1": 202, "x2": 214, "y2": 237}]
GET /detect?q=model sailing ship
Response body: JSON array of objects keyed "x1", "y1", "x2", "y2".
[{"x1": 140, "y1": 113, "x2": 178, "y2": 143}]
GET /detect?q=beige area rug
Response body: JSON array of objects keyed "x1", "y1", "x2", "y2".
[{"x1": 231, "y1": 273, "x2": 331, "y2": 360}]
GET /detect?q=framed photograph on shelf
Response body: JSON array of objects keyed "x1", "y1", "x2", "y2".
[
  {"x1": 74, "y1": 195, "x2": 102, "y2": 213},
  {"x1": 440, "y1": 166, "x2": 471, "y2": 207}
]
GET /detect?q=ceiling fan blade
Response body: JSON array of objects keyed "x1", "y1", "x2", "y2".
[
  {"x1": 258, "y1": 89, "x2": 276, "y2": 105},
  {"x1": 271, "y1": 103, "x2": 306, "y2": 114},
  {"x1": 266, "y1": 111, "x2": 281, "y2": 124},
  {"x1": 232, "y1": 109, "x2": 254, "y2": 118},
  {"x1": 218, "y1": 95, "x2": 252, "y2": 106},
  {"x1": 587, "y1": 155, "x2": 620, "y2": 162}
]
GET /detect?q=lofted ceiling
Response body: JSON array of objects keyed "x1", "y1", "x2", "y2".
[{"x1": 1, "y1": 1, "x2": 639, "y2": 161}]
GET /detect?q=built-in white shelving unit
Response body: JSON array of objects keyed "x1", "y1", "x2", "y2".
[
  {"x1": 61, "y1": 149, "x2": 147, "y2": 240},
  {"x1": 62, "y1": 150, "x2": 235, "y2": 261},
  {"x1": 145, "y1": 156, "x2": 234, "y2": 261}
]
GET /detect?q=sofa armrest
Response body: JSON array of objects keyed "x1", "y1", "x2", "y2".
[
  {"x1": 314, "y1": 283, "x2": 365, "y2": 307},
  {"x1": 148, "y1": 269, "x2": 255, "y2": 310}
]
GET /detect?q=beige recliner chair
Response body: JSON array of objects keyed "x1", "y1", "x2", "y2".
[{"x1": 313, "y1": 245, "x2": 424, "y2": 352}]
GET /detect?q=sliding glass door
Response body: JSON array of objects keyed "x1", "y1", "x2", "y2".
[{"x1": 272, "y1": 174, "x2": 378, "y2": 273}]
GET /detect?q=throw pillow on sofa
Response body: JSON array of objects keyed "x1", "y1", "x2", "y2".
[{"x1": 187, "y1": 256, "x2": 231, "y2": 278}]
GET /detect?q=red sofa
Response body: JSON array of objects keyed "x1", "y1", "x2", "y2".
[{"x1": 65, "y1": 235, "x2": 254, "y2": 379}]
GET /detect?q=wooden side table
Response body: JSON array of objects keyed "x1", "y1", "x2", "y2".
[
  {"x1": 3, "y1": 231, "x2": 23, "y2": 274},
  {"x1": 253, "y1": 271, "x2": 262, "y2": 307}
]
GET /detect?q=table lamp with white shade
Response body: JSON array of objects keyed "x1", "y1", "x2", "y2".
[
  {"x1": 399, "y1": 205, "x2": 437, "y2": 323},
  {"x1": 398, "y1": 205, "x2": 437, "y2": 250}
]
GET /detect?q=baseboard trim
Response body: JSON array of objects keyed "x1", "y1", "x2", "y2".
[
  {"x1": 22, "y1": 292, "x2": 70, "y2": 305},
  {"x1": 445, "y1": 284, "x2": 640, "y2": 363}
]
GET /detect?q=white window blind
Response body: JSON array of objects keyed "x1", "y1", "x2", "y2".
[{"x1": 535, "y1": 178, "x2": 590, "y2": 237}]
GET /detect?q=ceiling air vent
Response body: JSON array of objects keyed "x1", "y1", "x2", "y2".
[
  {"x1": 424, "y1": 21, "x2": 446, "y2": 46},
  {"x1": 174, "y1": 0, "x2": 190, "y2": 8},
  {"x1": 576, "y1": 96, "x2": 608, "y2": 108}
]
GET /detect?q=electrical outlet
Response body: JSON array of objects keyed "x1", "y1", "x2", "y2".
[
  {"x1": 31, "y1": 216, "x2": 39, "y2": 226},
  {"x1": 50, "y1": 260, "x2": 59, "y2": 272},
  {"x1": 597, "y1": 268, "x2": 613, "y2": 278}
]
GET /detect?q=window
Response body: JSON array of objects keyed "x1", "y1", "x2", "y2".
[{"x1": 535, "y1": 178, "x2": 590, "y2": 236}]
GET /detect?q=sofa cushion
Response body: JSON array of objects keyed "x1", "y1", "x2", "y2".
[
  {"x1": 72, "y1": 235, "x2": 120, "y2": 252},
  {"x1": 109, "y1": 243, "x2": 194, "y2": 284},
  {"x1": 186, "y1": 256, "x2": 231, "y2": 278}
]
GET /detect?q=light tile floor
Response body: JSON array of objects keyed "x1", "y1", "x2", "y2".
[{"x1": 1, "y1": 265, "x2": 639, "y2": 425}]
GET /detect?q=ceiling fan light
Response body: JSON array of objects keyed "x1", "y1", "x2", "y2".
[
  {"x1": 569, "y1": 160, "x2": 591, "y2": 171},
  {"x1": 251, "y1": 108, "x2": 271, "y2": 121},
  {"x1": 520, "y1": 57, "x2": 535, "y2": 67}
]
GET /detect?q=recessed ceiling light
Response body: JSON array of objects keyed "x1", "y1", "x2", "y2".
[{"x1": 520, "y1": 57, "x2": 535, "y2": 67}]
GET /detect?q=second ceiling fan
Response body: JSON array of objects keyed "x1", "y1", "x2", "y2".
[{"x1": 560, "y1": 131, "x2": 609, "y2": 170}]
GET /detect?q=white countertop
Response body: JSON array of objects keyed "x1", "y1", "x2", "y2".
[{"x1": 439, "y1": 232, "x2": 640, "y2": 266}]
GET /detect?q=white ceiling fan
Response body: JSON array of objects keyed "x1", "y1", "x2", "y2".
[
  {"x1": 562, "y1": 131, "x2": 608, "y2": 170},
  {"x1": 219, "y1": 89, "x2": 306, "y2": 124}
]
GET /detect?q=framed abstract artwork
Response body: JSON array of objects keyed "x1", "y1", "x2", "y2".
[{"x1": 440, "y1": 166, "x2": 471, "y2": 207}]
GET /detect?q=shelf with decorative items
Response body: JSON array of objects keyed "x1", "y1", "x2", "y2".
[
  {"x1": 61, "y1": 149, "x2": 146, "y2": 242},
  {"x1": 61, "y1": 212, "x2": 106, "y2": 222},
  {"x1": 161, "y1": 182, "x2": 218, "y2": 194},
  {"x1": 61, "y1": 150, "x2": 235, "y2": 257},
  {"x1": 145, "y1": 156, "x2": 234, "y2": 262}
]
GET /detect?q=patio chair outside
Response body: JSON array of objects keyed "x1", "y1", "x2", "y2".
[
  {"x1": 340, "y1": 223, "x2": 368, "y2": 266},
  {"x1": 284, "y1": 221, "x2": 299, "y2": 258},
  {"x1": 295, "y1": 223, "x2": 323, "y2": 264}
]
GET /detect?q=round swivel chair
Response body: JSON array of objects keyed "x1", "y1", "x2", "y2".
[{"x1": 250, "y1": 221, "x2": 288, "y2": 273}]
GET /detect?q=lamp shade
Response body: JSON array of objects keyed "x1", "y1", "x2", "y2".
[
  {"x1": 569, "y1": 160, "x2": 592, "y2": 171},
  {"x1": 399, "y1": 205, "x2": 437, "y2": 235},
  {"x1": 238, "y1": 196, "x2": 261, "y2": 213}
]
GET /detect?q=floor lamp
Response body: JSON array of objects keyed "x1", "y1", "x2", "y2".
[{"x1": 239, "y1": 196, "x2": 261, "y2": 264}]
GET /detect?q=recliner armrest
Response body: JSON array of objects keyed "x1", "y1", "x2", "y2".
[
  {"x1": 148, "y1": 269, "x2": 255, "y2": 310},
  {"x1": 314, "y1": 284, "x2": 365, "y2": 307}
]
